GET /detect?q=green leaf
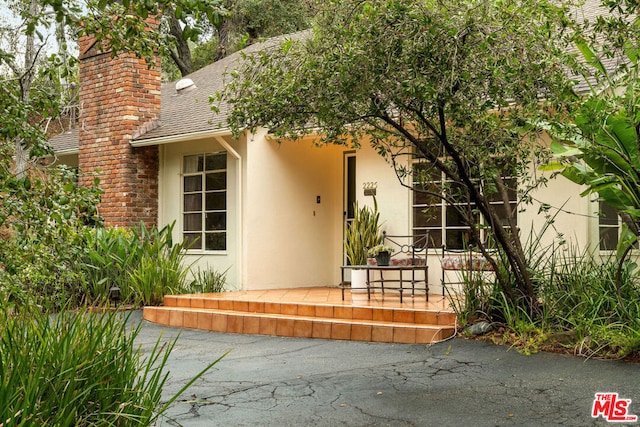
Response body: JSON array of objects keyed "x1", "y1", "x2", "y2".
[
  {"x1": 538, "y1": 161, "x2": 565, "y2": 172},
  {"x1": 616, "y1": 223, "x2": 637, "y2": 260},
  {"x1": 561, "y1": 164, "x2": 591, "y2": 185},
  {"x1": 550, "y1": 140, "x2": 582, "y2": 157},
  {"x1": 575, "y1": 38, "x2": 606, "y2": 75}
]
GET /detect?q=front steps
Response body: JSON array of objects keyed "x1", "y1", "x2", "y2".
[{"x1": 143, "y1": 290, "x2": 457, "y2": 344}]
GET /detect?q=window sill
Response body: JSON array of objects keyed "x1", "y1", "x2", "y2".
[{"x1": 184, "y1": 249, "x2": 229, "y2": 256}]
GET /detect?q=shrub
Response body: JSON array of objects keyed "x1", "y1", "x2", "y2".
[
  {"x1": 457, "y1": 239, "x2": 640, "y2": 359},
  {"x1": 80, "y1": 222, "x2": 198, "y2": 306},
  {"x1": 184, "y1": 267, "x2": 228, "y2": 294},
  {"x1": 0, "y1": 166, "x2": 102, "y2": 311},
  {"x1": 0, "y1": 307, "x2": 224, "y2": 425}
]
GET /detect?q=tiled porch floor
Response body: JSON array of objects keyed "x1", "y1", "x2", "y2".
[
  {"x1": 143, "y1": 287, "x2": 458, "y2": 344},
  {"x1": 202, "y1": 287, "x2": 453, "y2": 310}
]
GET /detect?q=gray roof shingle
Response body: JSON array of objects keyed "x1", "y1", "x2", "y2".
[{"x1": 49, "y1": 128, "x2": 79, "y2": 154}]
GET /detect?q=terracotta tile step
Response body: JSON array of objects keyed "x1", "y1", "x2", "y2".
[
  {"x1": 143, "y1": 306, "x2": 456, "y2": 345},
  {"x1": 162, "y1": 296, "x2": 456, "y2": 326}
]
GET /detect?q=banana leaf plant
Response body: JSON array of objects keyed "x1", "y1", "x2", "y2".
[{"x1": 541, "y1": 39, "x2": 640, "y2": 307}]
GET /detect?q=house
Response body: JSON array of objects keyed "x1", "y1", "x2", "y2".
[{"x1": 50, "y1": 4, "x2": 618, "y2": 294}]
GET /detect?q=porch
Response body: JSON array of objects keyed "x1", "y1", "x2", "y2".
[{"x1": 143, "y1": 287, "x2": 458, "y2": 344}]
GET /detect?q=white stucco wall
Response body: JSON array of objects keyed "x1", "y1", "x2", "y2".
[
  {"x1": 243, "y1": 129, "x2": 345, "y2": 289},
  {"x1": 350, "y1": 141, "x2": 412, "y2": 237}
]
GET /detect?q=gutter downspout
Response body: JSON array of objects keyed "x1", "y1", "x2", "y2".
[{"x1": 215, "y1": 136, "x2": 245, "y2": 291}]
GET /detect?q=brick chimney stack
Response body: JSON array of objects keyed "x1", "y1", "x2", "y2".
[{"x1": 78, "y1": 27, "x2": 160, "y2": 228}]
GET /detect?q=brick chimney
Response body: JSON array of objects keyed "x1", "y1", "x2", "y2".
[{"x1": 78, "y1": 29, "x2": 160, "y2": 228}]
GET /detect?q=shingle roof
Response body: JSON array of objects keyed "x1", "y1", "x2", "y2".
[
  {"x1": 136, "y1": 31, "x2": 309, "y2": 142},
  {"x1": 49, "y1": 128, "x2": 79, "y2": 154},
  {"x1": 49, "y1": 31, "x2": 308, "y2": 153},
  {"x1": 566, "y1": 0, "x2": 629, "y2": 95}
]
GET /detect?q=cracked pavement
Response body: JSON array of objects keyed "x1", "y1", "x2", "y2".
[{"x1": 129, "y1": 312, "x2": 640, "y2": 426}]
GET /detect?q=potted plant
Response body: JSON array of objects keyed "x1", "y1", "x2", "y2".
[
  {"x1": 368, "y1": 244, "x2": 394, "y2": 266},
  {"x1": 344, "y1": 200, "x2": 383, "y2": 292}
]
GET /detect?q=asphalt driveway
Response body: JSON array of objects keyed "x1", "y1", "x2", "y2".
[{"x1": 130, "y1": 311, "x2": 640, "y2": 427}]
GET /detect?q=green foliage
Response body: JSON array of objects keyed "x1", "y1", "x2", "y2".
[
  {"x1": 227, "y1": 0, "x2": 315, "y2": 40},
  {"x1": 458, "y1": 240, "x2": 640, "y2": 359},
  {"x1": 128, "y1": 246, "x2": 187, "y2": 306},
  {"x1": 192, "y1": 37, "x2": 220, "y2": 71},
  {"x1": 185, "y1": 267, "x2": 229, "y2": 294},
  {"x1": 545, "y1": 18, "x2": 640, "y2": 257},
  {"x1": 1, "y1": 0, "x2": 227, "y2": 175},
  {"x1": 80, "y1": 222, "x2": 225, "y2": 307},
  {"x1": 344, "y1": 200, "x2": 383, "y2": 265},
  {"x1": 540, "y1": 249, "x2": 640, "y2": 358},
  {"x1": 76, "y1": 0, "x2": 227, "y2": 61},
  {"x1": 0, "y1": 165, "x2": 103, "y2": 311},
  {"x1": 221, "y1": 0, "x2": 576, "y2": 304},
  {"x1": 0, "y1": 307, "x2": 224, "y2": 425}
]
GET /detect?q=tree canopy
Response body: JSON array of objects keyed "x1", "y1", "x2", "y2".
[
  {"x1": 221, "y1": 0, "x2": 578, "y2": 308},
  {"x1": 164, "y1": 0, "x2": 317, "y2": 79}
]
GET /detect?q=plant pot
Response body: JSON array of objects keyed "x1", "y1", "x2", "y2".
[
  {"x1": 351, "y1": 269, "x2": 368, "y2": 293},
  {"x1": 375, "y1": 251, "x2": 391, "y2": 266}
]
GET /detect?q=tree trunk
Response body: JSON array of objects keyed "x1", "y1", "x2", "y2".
[
  {"x1": 14, "y1": 0, "x2": 38, "y2": 179},
  {"x1": 168, "y1": 12, "x2": 193, "y2": 76}
]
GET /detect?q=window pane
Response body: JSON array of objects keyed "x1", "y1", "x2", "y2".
[
  {"x1": 446, "y1": 229, "x2": 468, "y2": 250},
  {"x1": 446, "y1": 206, "x2": 468, "y2": 227},
  {"x1": 445, "y1": 181, "x2": 469, "y2": 200},
  {"x1": 600, "y1": 227, "x2": 618, "y2": 251},
  {"x1": 184, "y1": 213, "x2": 202, "y2": 231},
  {"x1": 184, "y1": 155, "x2": 203, "y2": 173},
  {"x1": 413, "y1": 190, "x2": 440, "y2": 206},
  {"x1": 206, "y1": 212, "x2": 226, "y2": 231},
  {"x1": 206, "y1": 153, "x2": 226, "y2": 171},
  {"x1": 205, "y1": 232, "x2": 226, "y2": 250},
  {"x1": 183, "y1": 233, "x2": 202, "y2": 250},
  {"x1": 599, "y1": 202, "x2": 618, "y2": 226},
  {"x1": 206, "y1": 172, "x2": 227, "y2": 191},
  {"x1": 347, "y1": 156, "x2": 356, "y2": 220},
  {"x1": 425, "y1": 229, "x2": 442, "y2": 248},
  {"x1": 412, "y1": 162, "x2": 441, "y2": 183},
  {"x1": 414, "y1": 207, "x2": 441, "y2": 227},
  {"x1": 486, "y1": 179, "x2": 517, "y2": 202},
  {"x1": 183, "y1": 153, "x2": 228, "y2": 252},
  {"x1": 184, "y1": 194, "x2": 202, "y2": 212},
  {"x1": 489, "y1": 202, "x2": 516, "y2": 225},
  {"x1": 412, "y1": 230, "x2": 431, "y2": 249},
  {"x1": 206, "y1": 192, "x2": 226, "y2": 210},
  {"x1": 184, "y1": 175, "x2": 202, "y2": 192}
]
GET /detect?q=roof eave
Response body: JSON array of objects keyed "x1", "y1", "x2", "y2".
[
  {"x1": 52, "y1": 148, "x2": 79, "y2": 156},
  {"x1": 130, "y1": 128, "x2": 233, "y2": 147}
]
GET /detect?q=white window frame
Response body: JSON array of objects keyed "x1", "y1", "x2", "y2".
[{"x1": 182, "y1": 152, "x2": 227, "y2": 251}]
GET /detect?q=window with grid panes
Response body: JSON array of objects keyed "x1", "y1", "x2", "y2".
[
  {"x1": 183, "y1": 152, "x2": 227, "y2": 250},
  {"x1": 412, "y1": 159, "x2": 517, "y2": 249}
]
